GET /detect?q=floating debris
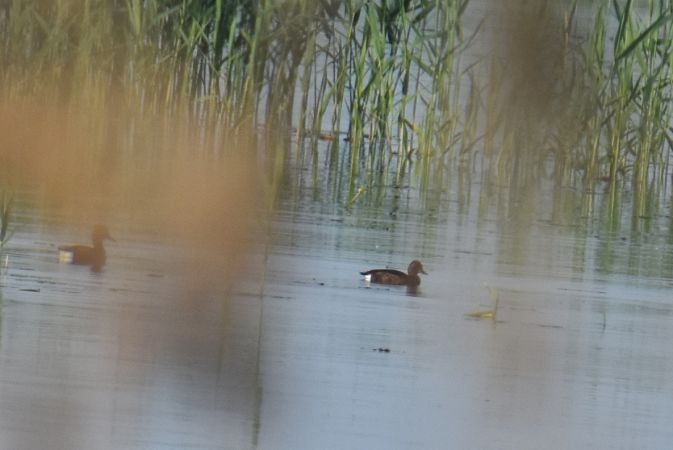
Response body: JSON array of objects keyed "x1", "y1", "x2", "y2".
[
  {"x1": 347, "y1": 186, "x2": 365, "y2": 208},
  {"x1": 466, "y1": 285, "x2": 500, "y2": 321},
  {"x1": 466, "y1": 310, "x2": 495, "y2": 319}
]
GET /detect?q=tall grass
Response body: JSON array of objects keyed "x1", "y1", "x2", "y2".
[
  {"x1": 477, "y1": 0, "x2": 673, "y2": 224},
  {"x1": 1, "y1": 0, "x2": 673, "y2": 215},
  {"x1": 566, "y1": 1, "x2": 673, "y2": 218}
]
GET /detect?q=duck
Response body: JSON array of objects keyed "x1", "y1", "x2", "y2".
[
  {"x1": 360, "y1": 260, "x2": 427, "y2": 286},
  {"x1": 58, "y1": 225, "x2": 114, "y2": 269}
]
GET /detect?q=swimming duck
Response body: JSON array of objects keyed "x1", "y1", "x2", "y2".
[
  {"x1": 58, "y1": 225, "x2": 114, "y2": 268},
  {"x1": 360, "y1": 260, "x2": 427, "y2": 286}
]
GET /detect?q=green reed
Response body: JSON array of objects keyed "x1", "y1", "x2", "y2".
[
  {"x1": 0, "y1": 1, "x2": 468, "y2": 163},
  {"x1": 577, "y1": 0, "x2": 673, "y2": 217},
  {"x1": 2, "y1": 0, "x2": 673, "y2": 215},
  {"x1": 476, "y1": 0, "x2": 673, "y2": 221},
  {"x1": 0, "y1": 192, "x2": 12, "y2": 246}
]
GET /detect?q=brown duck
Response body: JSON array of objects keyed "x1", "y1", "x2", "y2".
[
  {"x1": 360, "y1": 260, "x2": 427, "y2": 286},
  {"x1": 58, "y1": 225, "x2": 115, "y2": 268}
]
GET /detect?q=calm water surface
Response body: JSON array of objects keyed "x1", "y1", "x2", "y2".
[
  {"x1": 2, "y1": 1, "x2": 672, "y2": 448},
  {"x1": 1, "y1": 169, "x2": 672, "y2": 450}
]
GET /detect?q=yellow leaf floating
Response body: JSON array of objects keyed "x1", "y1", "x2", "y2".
[
  {"x1": 466, "y1": 284, "x2": 500, "y2": 320},
  {"x1": 347, "y1": 186, "x2": 365, "y2": 207},
  {"x1": 466, "y1": 310, "x2": 495, "y2": 319}
]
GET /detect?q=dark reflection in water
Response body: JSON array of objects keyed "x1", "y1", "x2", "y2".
[{"x1": 405, "y1": 285, "x2": 420, "y2": 296}]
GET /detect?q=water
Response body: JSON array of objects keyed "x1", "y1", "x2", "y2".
[
  {"x1": 0, "y1": 161, "x2": 672, "y2": 450},
  {"x1": 1, "y1": 0, "x2": 673, "y2": 446}
]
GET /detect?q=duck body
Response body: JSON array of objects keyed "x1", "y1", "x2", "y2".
[
  {"x1": 58, "y1": 225, "x2": 114, "y2": 269},
  {"x1": 58, "y1": 243, "x2": 106, "y2": 266},
  {"x1": 360, "y1": 260, "x2": 427, "y2": 286}
]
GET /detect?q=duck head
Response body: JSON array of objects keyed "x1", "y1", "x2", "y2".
[
  {"x1": 407, "y1": 260, "x2": 427, "y2": 276},
  {"x1": 92, "y1": 224, "x2": 115, "y2": 245}
]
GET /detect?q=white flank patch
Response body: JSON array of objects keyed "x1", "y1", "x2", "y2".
[{"x1": 59, "y1": 250, "x2": 74, "y2": 264}]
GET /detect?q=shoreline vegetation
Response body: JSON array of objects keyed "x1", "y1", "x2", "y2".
[{"x1": 0, "y1": 0, "x2": 672, "y2": 224}]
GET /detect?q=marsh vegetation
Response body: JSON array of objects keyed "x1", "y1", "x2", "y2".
[{"x1": 0, "y1": 0, "x2": 671, "y2": 228}]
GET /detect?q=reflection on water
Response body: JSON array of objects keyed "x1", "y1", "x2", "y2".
[{"x1": 1, "y1": 159, "x2": 672, "y2": 449}]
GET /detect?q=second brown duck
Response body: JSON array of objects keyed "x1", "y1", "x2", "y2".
[
  {"x1": 58, "y1": 224, "x2": 115, "y2": 269},
  {"x1": 360, "y1": 260, "x2": 427, "y2": 286}
]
